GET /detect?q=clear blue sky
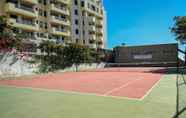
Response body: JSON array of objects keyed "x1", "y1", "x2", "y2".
[{"x1": 104, "y1": 0, "x2": 186, "y2": 49}]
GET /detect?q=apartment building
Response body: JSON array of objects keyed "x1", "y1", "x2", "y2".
[
  {"x1": 0, "y1": 0, "x2": 107, "y2": 49},
  {"x1": 70, "y1": 0, "x2": 107, "y2": 49}
]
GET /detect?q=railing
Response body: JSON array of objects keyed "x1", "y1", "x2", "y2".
[
  {"x1": 15, "y1": 4, "x2": 34, "y2": 13},
  {"x1": 89, "y1": 17, "x2": 96, "y2": 22},
  {"x1": 55, "y1": 28, "x2": 68, "y2": 32},
  {"x1": 54, "y1": 16, "x2": 68, "y2": 22},
  {"x1": 16, "y1": 19, "x2": 35, "y2": 26},
  {"x1": 52, "y1": 4, "x2": 68, "y2": 12}
]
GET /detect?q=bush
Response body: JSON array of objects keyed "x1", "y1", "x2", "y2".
[{"x1": 37, "y1": 41, "x2": 104, "y2": 73}]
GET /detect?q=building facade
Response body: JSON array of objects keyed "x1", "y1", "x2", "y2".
[
  {"x1": 70, "y1": 0, "x2": 107, "y2": 49},
  {"x1": 0, "y1": 0, "x2": 107, "y2": 49},
  {"x1": 114, "y1": 43, "x2": 178, "y2": 64}
]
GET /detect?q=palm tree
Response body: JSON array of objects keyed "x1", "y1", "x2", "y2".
[
  {"x1": 171, "y1": 16, "x2": 186, "y2": 44},
  {"x1": 171, "y1": 16, "x2": 186, "y2": 65}
]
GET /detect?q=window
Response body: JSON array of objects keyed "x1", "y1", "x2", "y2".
[
  {"x1": 96, "y1": 8, "x2": 99, "y2": 13},
  {"x1": 10, "y1": 15, "x2": 17, "y2": 19},
  {"x1": 81, "y1": 1, "x2": 84, "y2": 7},
  {"x1": 82, "y1": 11, "x2": 85, "y2": 16},
  {"x1": 75, "y1": 19, "x2": 79, "y2": 25},
  {"x1": 75, "y1": 29, "x2": 79, "y2": 35},
  {"x1": 62, "y1": 37, "x2": 65, "y2": 41},
  {"x1": 44, "y1": 11, "x2": 47, "y2": 17},
  {"x1": 39, "y1": 0, "x2": 42, "y2": 4},
  {"x1": 38, "y1": 0, "x2": 47, "y2": 5},
  {"x1": 39, "y1": 9, "x2": 42, "y2": 16},
  {"x1": 45, "y1": 22, "x2": 48, "y2": 29},
  {"x1": 39, "y1": 21, "x2": 43, "y2": 28},
  {"x1": 43, "y1": 0, "x2": 47, "y2": 5},
  {"x1": 91, "y1": 5, "x2": 96, "y2": 11},
  {"x1": 74, "y1": 0, "x2": 78, "y2": 5},
  {"x1": 76, "y1": 39, "x2": 79, "y2": 43},
  {"x1": 74, "y1": 9, "x2": 78, "y2": 15}
]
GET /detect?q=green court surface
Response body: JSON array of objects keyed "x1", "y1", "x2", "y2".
[{"x1": 0, "y1": 74, "x2": 177, "y2": 118}]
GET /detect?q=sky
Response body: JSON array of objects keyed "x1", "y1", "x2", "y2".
[{"x1": 103, "y1": 0, "x2": 186, "y2": 49}]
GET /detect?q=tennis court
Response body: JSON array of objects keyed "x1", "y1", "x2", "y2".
[{"x1": 0, "y1": 67, "x2": 166, "y2": 100}]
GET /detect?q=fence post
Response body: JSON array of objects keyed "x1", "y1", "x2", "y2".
[{"x1": 175, "y1": 44, "x2": 179, "y2": 118}]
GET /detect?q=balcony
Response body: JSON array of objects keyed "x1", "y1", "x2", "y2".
[
  {"x1": 82, "y1": 7, "x2": 103, "y2": 19},
  {"x1": 97, "y1": 40, "x2": 103, "y2": 45},
  {"x1": 96, "y1": 20, "x2": 102, "y2": 27},
  {"x1": 51, "y1": 28, "x2": 70, "y2": 37},
  {"x1": 49, "y1": 4, "x2": 70, "y2": 16},
  {"x1": 97, "y1": 28, "x2": 103, "y2": 35},
  {"x1": 98, "y1": 44, "x2": 103, "y2": 49},
  {"x1": 56, "y1": 0, "x2": 69, "y2": 5},
  {"x1": 8, "y1": 18, "x2": 38, "y2": 31},
  {"x1": 89, "y1": 34, "x2": 96, "y2": 40},
  {"x1": 21, "y1": 0, "x2": 38, "y2": 4},
  {"x1": 90, "y1": 43, "x2": 97, "y2": 48},
  {"x1": 5, "y1": 3, "x2": 37, "y2": 18},
  {"x1": 89, "y1": 17, "x2": 96, "y2": 24},
  {"x1": 89, "y1": 26, "x2": 96, "y2": 32},
  {"x1": 50, "y1": 16, "x2": 70, "y2": 26}
]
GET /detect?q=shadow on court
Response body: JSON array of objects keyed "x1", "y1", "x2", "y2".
[{"x1": 147, "y1": 67, "x2": 186, "y2": 74}]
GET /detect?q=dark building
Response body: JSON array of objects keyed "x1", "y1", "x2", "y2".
[{"x1": 113, "y1": 43, "x2": 178, "y2": 66}]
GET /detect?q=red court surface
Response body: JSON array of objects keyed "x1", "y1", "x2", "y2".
[{"x1": 0, "y1": 67, "x2": 166, "y2": 100}]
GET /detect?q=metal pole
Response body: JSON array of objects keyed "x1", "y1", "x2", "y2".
[
  {"x1": 175, "y1": 42, "x2": 179, "y2": 118},
  {"x1": 185, "y1": 47, "x2": 186, "y2": 66}
]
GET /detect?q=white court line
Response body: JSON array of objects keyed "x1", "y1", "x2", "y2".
[
  {"x1": 103, "y1": 78, "x2": 144, "y2": 96},
  {"x1": 139, "y1": 77, "x2": 163, "y2": 101},
  {"x1": 0, "y1": 85, "x2": 141, "y2": 101}
]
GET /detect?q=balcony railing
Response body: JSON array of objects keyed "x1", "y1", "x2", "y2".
[
  {"x1": 16, "y1": 19, "x2": 35, "y2": 26},
  {"x1": 15, "y1": 4, "x2": 34, "y2": 13},
  {"x1": 97, "y1": 20, "x2": 102, "y2": 26},
  {"x1": 50, "y1": 16, "x2": 70, "y2": 26},
  {"x1": 55, "y1": 0, "x2": 69, "y2": 4},
  {"x1": 8, "y1": 18, "x2": 38, "y2": 31},
  {"x1": 90, "y1": 34, "x2": 96, "y2": 40},
  {"x1": 56, "y1": 6, "x2": 68, "y2": 11},
  {"x1": 97, "y1": 28, "x2": 103, "y2": 33},
  {"x1": 89, "y1": 26, "x2": 96, "y2": 34},
  {"x1": 50, "y1": 4, "x2": 69, "y2": 15},
  {"x1": 6, "y1": 3, "x2": 37, "y2": 18},
  {"x1": 51, "y1": 27, "x2": 70, "y2": 37},
  {"x1": 89, "y1": 17, "x2": 96, "y2": 23},
  {"x1": 55, "y1": 28, "x2": 67, "y2": 32},
  {"x1": 55, "y1": 16, "x2": 68, "y2": 22},
  {"x1": 22, "y1": 0, "x2": 38, "y2": 4}
]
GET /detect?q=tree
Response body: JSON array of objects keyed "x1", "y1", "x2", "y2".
[
  {"x1": 90, "y1": 49, "x2": 104, "y2": 67},
  {"x1": 171, "y1": 16, "x2": 186, "y2": 65},
  {"x1": 39, "y1": 40, "x2": 57, "y2": 55},
  {"x1": 63, "y1": 44, "x2": 92, "y2": 71},
  {"x1": 0, "y1": 16, "x2": 24, "y2": 51},
  {"x1": 171, "y1": 16, "x2": 186, "y2": 44},
  {"x1": 38, "y1": 40, "x2": 65, "y2": 73},
  {"x1": 37, "y1": 42, "x2": 100, "y2": 73}
]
